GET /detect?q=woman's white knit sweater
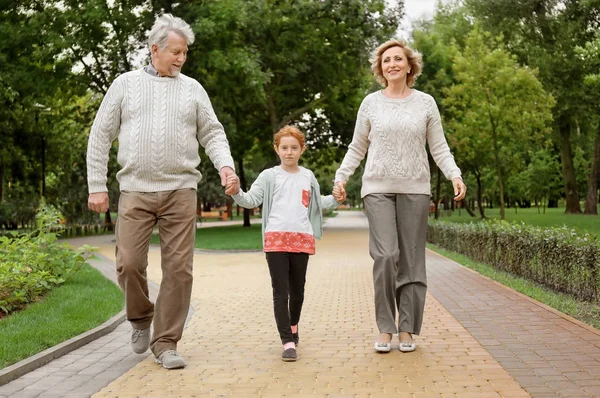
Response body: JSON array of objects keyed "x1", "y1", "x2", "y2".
[
  {"x1": 335, "y1": 90, "x2": 461, "y2": 197},
  {"x1": 87, "y1": 69, "x2": 235, "y2": 193}
]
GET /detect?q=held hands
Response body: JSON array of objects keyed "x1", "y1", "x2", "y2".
[
  {"x1": 332, "y1": 181, "x2": 347, "y2": 203},
  {"x1": 88, "y1": 192, "x2": 109, "y2": 213},
  {"x1": 220, "y1": 166, "x2": 240, "y2": 195},
  {"x1": 225, "y1": 175, "x2": 240, "y2": 195},
  {"x1": 453, "y1": 177, "x2": 467, "y2": 201}
]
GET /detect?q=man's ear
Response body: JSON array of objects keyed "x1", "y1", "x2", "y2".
[{"x1": 151, "y1": 43, "x2": 159, "y2": 58}]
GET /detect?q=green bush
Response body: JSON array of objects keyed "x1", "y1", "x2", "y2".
[
  {"x1": 427, "y1": 220, "x2": 600, "y2": 302},
  {"x1": 0, "y1": 205, "x2": 95, "y2": 315}
]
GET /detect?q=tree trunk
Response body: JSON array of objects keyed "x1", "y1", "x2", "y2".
[
  {"x1": 494, "y1": 145, "x2": 506, "y2": 220},
  {"x1": 491, "y1": 128, "x2": 505, "y2": 220},
  {"x1": 476, "y1": 171, "x2": 485, "y2": 218},
  {"x1": 104, "y1": 209, "x2": 113, "y2": 230},
  {"x1": 584, "y1": 124, "x2": 600, "y2": 215},
  {"x1": 237, "y1": 158, "x2": 252, "y2": 227},
  {"x1": 462, "y1": 198, "x2": 476, "y2": 217},
  {"x1": 0, "y1": 162, "x2": 3, "y2": 204},
  {"x1": 558, "y1": 117, "x2": 582, "y2": 214},
  {"x1": 434, "y1": 167, "x2": 441, "y2": 220},
  {"x1": 226, "y1": 198, "x2": 233, "y2": 220},
  {"x1": 497, "y1": 168, "x2": 505, "y2": 221}
]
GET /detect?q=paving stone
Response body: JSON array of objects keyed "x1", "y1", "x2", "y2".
[{"x1": 3, "y1": 213, "x2": 599, "y2": 398}]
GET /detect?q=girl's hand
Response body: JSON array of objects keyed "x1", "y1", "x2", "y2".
[{"x1": 333, "y1": 183, "x2": 346, "y2": 203}]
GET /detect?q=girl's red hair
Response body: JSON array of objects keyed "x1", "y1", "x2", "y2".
[{"x1": 274, "y1": 125, "x2": 306, "y2": 147}]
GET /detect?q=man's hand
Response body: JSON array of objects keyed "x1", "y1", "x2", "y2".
[
  {"x1": 453, "y1": 177, "x2": 467, "y2": 201},
  {"x1": 88, "y1": 192, "x2": 109, "y2": 213},
  {"x1": 220, "y1": 166, "x2": 239, "y2": 195}
]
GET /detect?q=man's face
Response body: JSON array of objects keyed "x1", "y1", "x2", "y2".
[{"x1": 151, "y1": 31, "x2": 188, "y2": 77}]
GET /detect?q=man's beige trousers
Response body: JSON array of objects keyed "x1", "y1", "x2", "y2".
[{"x1": 115, "y1": 188, "x2": 197, "y2": 356}]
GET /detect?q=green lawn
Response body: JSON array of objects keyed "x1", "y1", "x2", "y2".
[
  {"x1": 436, "y1": 205, "x2": 600, "y2": 236},
  {"x1": 427, "y1": 243, "x2": 600, "y2": 330},
  {"x1": 0, "y1": 263, "x2": 124, "y2": 369},
  {"x1": 152, "y1": 212, "x2": 337, "y2": 250},
  {"x1": 151, "y1": 223, "x2": 263, "y2": 250}
]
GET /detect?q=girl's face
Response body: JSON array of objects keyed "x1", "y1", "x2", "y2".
[
  {"x1": 381, "y1": 46, "x2": 410, "y2": 85},
  {"x1": 274, "y1": 136, "x2": 305, "y2": 168}
]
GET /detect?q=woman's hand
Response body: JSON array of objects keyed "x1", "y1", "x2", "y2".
[
  {"x1": 453, "y1": 177, "x2": 467, "y2": 201},
  {"x1": 333, "y1": 181, "x2": 347, "y2": 203}
]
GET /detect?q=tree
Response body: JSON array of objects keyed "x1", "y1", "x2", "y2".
[
  {"x1": 0, "y1": 0, "x2": 76, "y2": 220},
  {"x1": 177, "y1": 0, "x2": 403, "y2": 226},
  {"x1": 576, "y1": 34, "x2": 600, "y2": 214},
  {"x1": 525, "y1": 149, "x2": 563, "y2": 213},
  {"x1": 464, "y1": 0, "x2": 600, "y2": 214},
  {"x1": 411, "y1": 4, "x2": 479, "y2": 218},
  {"x1": 443, "y1": 28, "x2": 555, "y2": 220}
]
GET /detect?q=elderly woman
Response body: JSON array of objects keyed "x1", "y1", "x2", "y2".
[{"x1": 334, "y1": 39, "x2": 466, "y2": 353}]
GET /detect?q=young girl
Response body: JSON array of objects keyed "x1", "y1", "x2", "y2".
[{"x1": 226, "y1": 125, "x2": 344, "y2": 362}]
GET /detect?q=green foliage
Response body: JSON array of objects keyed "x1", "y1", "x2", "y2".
[
  {"x1": 523, "y1": 149, "x2": 562, "y2": 209},
  {"x1": 462, "y1": 0, "x2": 600, "y2": 214},
  {"x1": 428, "y1": 220, "x2": 600, "y2": 302},
  {"x1": 0, "y1": 205, "x2": 95, "y2": 314},
  {"x1": 0, "y1": 263, "x2": 123, "y2": 368},
  {"x1": 443, "y1": 27, "x2": 555, "y2": 219},
  {"x1": 179, "y1": 0, "x2": 402, "y2": 179}
]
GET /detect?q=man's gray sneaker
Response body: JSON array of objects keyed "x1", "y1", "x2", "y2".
[
  {"x1": 155, "y1": 350, "x2": 186, "y2": 369},
  {"x1": 131, "y1": 328, "x2": 150, "y2": 354}
]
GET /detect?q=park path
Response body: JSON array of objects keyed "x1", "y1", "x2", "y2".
[{"x1": 1, "y1": 211, "x2": 599, "y2": 397}]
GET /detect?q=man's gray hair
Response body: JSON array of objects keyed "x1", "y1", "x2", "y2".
[{"x1": 148, "y1": 14, "x2": 195, "y2": 51}]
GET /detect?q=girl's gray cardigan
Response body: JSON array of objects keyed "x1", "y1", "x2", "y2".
[{"x1": 230, "y1": 167, "x2": 339, "y2": 243}]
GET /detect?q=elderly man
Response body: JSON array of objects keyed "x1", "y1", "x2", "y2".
[{"x1": 87, "y1": 14, "x2": 239, "y2": 369}]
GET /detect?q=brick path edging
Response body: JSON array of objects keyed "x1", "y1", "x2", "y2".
[
  {"x1": 0, "y1": 311, "x2": 126, "y2": 386},
  {"x1": 431, "y1": 249, "x2": 600, "y2": 337}
]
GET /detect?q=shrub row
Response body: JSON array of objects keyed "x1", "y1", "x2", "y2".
[
  {"x1": 427, "y1": 220, "x2": 600, "y2": 302},
  {"x1": 0, "y1": 206, "x2": 94, "y2": 315}
]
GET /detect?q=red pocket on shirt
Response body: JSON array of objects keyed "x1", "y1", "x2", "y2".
[{"x1": 302, "y1": 189, "x2": 310, "y2": 207}]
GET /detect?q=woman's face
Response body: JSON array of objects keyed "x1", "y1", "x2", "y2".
[{"x1": 381, "y1": 46, "x2": 410, "y2": 85}]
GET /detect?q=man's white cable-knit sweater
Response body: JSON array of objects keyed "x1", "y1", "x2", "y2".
[
  {"x1": 335, "y1": 90, "x2": 461, "y2": 198},
  {"x1": 87, "y1": 69, "x2": 235, "y2": 193}
]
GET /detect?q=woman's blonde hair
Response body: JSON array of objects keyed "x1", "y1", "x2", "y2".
[{"x1": 370, "y1": 39, "x2": 422, "y2": 87}]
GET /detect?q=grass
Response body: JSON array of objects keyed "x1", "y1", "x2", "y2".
[
  {"x1": 0, "y1": 263, "x2": 124, "y2": 369},
  {"x1": 437, "y1": 205, "x2": 600, "y2": 236},
  {"x1": 151, "y1": 211, "x2": 338, "y2": 250},
  {"x1": 198, "y1": 214, "x2": 262, "y2": 223},
  {"x1": 427, "y1": 243, "x2": 600, "y2": 330},
  {"x1": 151, "y1": 223, "x2": 263, "y2": 250}
]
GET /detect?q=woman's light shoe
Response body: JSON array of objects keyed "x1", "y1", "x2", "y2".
[
  {"x1": 399, "y1": 341, "x2": 416, "y2": 352},
  {"x1": 374, "y1": 341, "x2": 392, "y2": 352}
]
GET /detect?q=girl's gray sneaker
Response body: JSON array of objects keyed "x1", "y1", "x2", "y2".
[
  {"x1": 155, "y1": 350, "x2": 186, "y2": 369},
  {"x1": 281, "y1": 348, "x2": 297, "y2": 362}
]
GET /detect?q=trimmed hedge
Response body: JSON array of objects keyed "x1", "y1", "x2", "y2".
[{"x1": 427, "y1": 220, "x2": 600, "y2": 302}]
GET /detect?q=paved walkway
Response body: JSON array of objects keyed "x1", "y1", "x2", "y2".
[{"x1": 1, "y1": 211, "x2": 599, "y2": 397}]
